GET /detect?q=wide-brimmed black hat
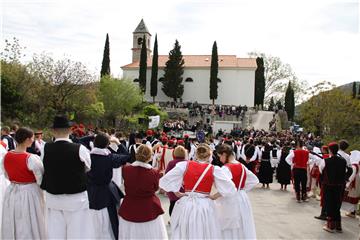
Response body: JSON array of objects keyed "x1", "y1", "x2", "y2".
[{"x1": 52, "y1": 115, "x2": 71, "y2": 129}]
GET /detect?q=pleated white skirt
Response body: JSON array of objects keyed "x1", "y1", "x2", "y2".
[
  {"x1": 118, "y1": 215, "x2": 168, "y2": 239},
  {"x1": 1, "y1": 183, "x2": 46, "y2": 239},
  {"x1": 0, "y1": 175, "x2": 9, "y2": 234},
  {"x1": 92, "y1": 208, "x2": 114, "y2": 239},
  {"x1": 171, "y1": 193, "x2": 222, "y2": 239},
  {"x1": 216, "y1": 190, "x2": 256, "y2": 239}
]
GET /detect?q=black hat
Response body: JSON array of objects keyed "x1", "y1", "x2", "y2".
[{"x1": 52, "y1": 115, "x2": 71, "y2": 129}]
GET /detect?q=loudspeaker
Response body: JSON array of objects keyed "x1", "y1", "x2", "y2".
[{"x1": 138, "y1": 118, "x2": 146, "y2": 124}]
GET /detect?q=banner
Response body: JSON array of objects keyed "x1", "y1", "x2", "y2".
[{"x1": 148, "y1": 115, "x2": 160, "y2": 129}]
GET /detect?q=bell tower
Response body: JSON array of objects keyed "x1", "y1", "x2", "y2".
[{"x1": 132, "y1": 19, "x2": 152, "y2": 62}]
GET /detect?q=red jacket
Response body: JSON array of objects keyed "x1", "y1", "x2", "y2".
[{"x1": 119, "y1": 165, "x2": 164, "y2": 222}]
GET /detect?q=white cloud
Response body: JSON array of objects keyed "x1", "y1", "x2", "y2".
[{"x1": 2, "y1": 0, "x2": 359, "y2": 85}]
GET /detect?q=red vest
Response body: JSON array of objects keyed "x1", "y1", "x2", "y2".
[
  {"x1": 3, "y1": 151, "x2": 36, "y2": 183},
  {"x1": 183, "y1": 161, "x2": 214, "y2": 194},
  {"x1": 293, "y1": 149, "x2": 309, "y2": 169},
  {"x1": 226, "y1": 163, "x2": 247, "y2": 189}
]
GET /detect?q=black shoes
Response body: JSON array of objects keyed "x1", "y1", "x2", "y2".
[{"x1": 314, "y1": 215, "x2": 327, "y2": 220}]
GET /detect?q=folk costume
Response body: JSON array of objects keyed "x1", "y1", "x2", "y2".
[
  {"x1": 342, "y1": 150, "x2": 360, "y2": 216},
  {"x1": 40, "y1": 116, "x2": 96, "y2": 239},
  {"x1": 276, "y1": 146, "x2": 291, "y2": 187},
  {"x1": 118, "y1": 161, "x2": 167, "y2": 239},
  {"x1": 87, "y1": 147, "x2": 129, "y2": 239},
  {"x1": 1, "y1": 151, "x2": 46, "y2": 239},
  {"x1": 0, "y1": 141, "x2": 9, "y2": 233},
  {"x1": 286, "y1": 148, "x2": 321, "y2": 201},
  {"x1": 159, "y1": 160, "x2": 236, "y2": 239},
  {"x1": 164, "y1": 157, "x2": 188, "y2": 216},
  {"x1": 258, "y1": 144, "x2": 273, "y2": 186},
  {"x1": 153, "y1": 144, "x2": 173, "y2": 175},
  {"x1": 319, "y1": 151, "x2": 348, "y2": 232},
  {"x1": 216, "y1": 161, "x2": 259, "y2": 239}
]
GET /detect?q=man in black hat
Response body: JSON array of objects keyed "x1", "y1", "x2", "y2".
[{"x1": 40, "y1": 115, "x2": 95, "y2": 238}]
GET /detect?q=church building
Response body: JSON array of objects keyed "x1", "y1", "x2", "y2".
[{"x1": 121, "y1": 19, "x2": 257, "y2": 106}]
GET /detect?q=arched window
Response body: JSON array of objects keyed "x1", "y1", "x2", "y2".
[
  {"x1": 217, "y1": 78, "x2": 221, "y2": 83},
  {"x1": 158, "y1": 77, "x2": 165, "y2": 82},
  {"x1": 133, "y1": 78, "x2": 139, "y2": 82},
  {"x1": 137, "y1": 37, "x2": 142, "y2": 46},
  {"x1": 185, "y1": 77, "x2": 194, "y2": 82}
]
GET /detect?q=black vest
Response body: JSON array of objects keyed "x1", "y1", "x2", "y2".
[
  {"x1": 323, "y1": 155, "x2": 347, "y2": 186},
  {"x1": 41, "y1": 141, "x2": 87, "y2": 194},
  {"x1": 1, "y1": 135, "x2": 15, "y2": 150}
]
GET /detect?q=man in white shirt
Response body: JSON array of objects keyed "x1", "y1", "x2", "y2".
[{"x1": 40, "y1": 115, "x2": 95, "y2": 239}]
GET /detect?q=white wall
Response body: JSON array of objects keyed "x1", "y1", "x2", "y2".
[{"x1": 122, "y1": 67, "x2": 255, "y2": 106}]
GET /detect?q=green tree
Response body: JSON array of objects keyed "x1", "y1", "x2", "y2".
[
  {"x1": 100, "y1": 33, "x2": 110, "y2": 77},
  {"x1": 268, "y1": 97, "x2": 275, "y2": 111},
  {"x1": 297, "y1": 89, "x2": 360, "y2": 139},
  {"x1": 249, "y1": 52, "x2": 302, "y2": 103},
  {"x1": 352, "y1": 81, "x2": 357, "y2": 99},
  {"x1": 29, "y1": 54, "x2": 95, "y2": 113},
  {"x1": 99, "y1": 76, "x2": 143, "y2": 126},
  {"x1": 1, "y1": 38, "x2": 46, "y2": 125},
  {"x1": 150, "y1": 34, "x2": 158, "y2": 102},
  {"x1": 285, "y1": 81, "x2": 295, "y2": 121},
  {"x1": 210, "y1": 41, "x2": 218, "y2": 105},
  {"x1": 254, "y1": 57, "x2": 265, "y2": 107},
  {"x1": 139, "y1": 35, "x2": 147, "y2": 93},
  {"x1": 162, "y1": 40, "x2": 184, "y2": 102}
]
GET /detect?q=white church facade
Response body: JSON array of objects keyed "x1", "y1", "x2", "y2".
[{"x1": 121, "y1": 19, "x2": 257, "y2": 106}]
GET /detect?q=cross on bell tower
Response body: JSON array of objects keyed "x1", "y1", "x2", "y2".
[{"x1": 132, "y1": 19, "x2": 152, "y2": 62}]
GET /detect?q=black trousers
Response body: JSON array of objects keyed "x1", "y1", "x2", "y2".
[
  {"x1": 324, "y1": 185, "x2": 344, "y2": 222},
  {"x1": 293, "y1": 168, "x2": 307, "y2": 195}
]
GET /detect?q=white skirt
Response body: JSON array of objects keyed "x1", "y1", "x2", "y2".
[
  {"x1": 0, "y1": 175, "x2": 9, "y2": 233},
  {"x1": 91, "y1": 208, "x2": 114, "y2": 239},
  {"x1": 118, "y1": 215, "x2": 168, "y2": 239},
  {"x1": 1, "y1": 183, "x2": 46, "y2": 239},
  {"x1": 215, "y1": 190, "x2": 256, "y2": 239},
  {"x1": 171, "y1": 193, "x2": 222, "y2": 239}
]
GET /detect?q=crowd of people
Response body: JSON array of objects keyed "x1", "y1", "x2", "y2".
[
  {"x1": 161, "y1": 101, "x2": 248, "y2": 120},
  {"x1": 0, "y1": 115, "x2": 359, "y2": 239}
]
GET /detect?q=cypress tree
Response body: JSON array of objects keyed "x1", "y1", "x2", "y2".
[
  {"x1": 285, "y1": 81, "x2": 295, "y2": 121},
  {"x1": 352, "y1": 81, "x2": 357, "y2": 99},
  {"x1": 100, "y1": 33, "x2": 110, "y2": 77},
  {"x1": 150, "y1": 34, "x2": 158, "y2": 102},
  {"x1": 255, "y1": 57, "x2": 265, "y2": 107},
  {"x1": 210, "y1": 41, "x2": 218, "y2": 105},
  {"x1": 276, "y1": 99, "x2": 283, "y2": 110},
  {"x1": 268, "y1": 97, "x2": 275, "y2": 111},
  {"x1": 162, "y1": 40, "x2": 184, "y2": 102},
  {"x1": 139, "y1": 35, "x2": 147, "y2": 94}
]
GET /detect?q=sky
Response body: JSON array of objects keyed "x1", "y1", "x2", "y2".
[{"x1": 1, "y1": 0, "x2": 359, "y2": 87}]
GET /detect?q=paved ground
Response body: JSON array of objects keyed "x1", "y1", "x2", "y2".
[
  {"x1": 159, "y1": 181, "x2": 359, "y2": 239},
  {"x1": 252, "y1": 111, "x2": 274, "y2": 130}
]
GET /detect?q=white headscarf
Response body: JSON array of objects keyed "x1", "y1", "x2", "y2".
[{"x1": 350, "y1": 150, "x2": 360, "y2": 165}]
